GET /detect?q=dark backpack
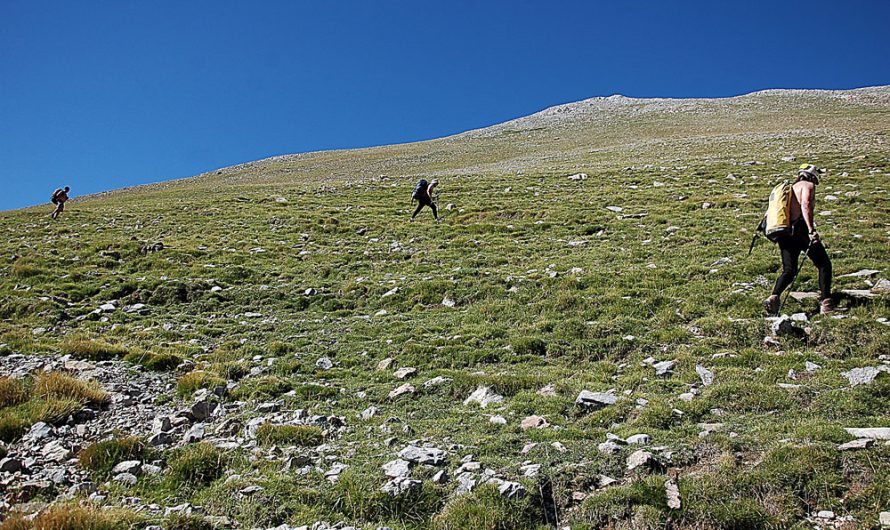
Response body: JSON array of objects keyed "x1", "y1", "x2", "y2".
[
  {"x1": 411, "y1": 179, "x2": 429, "y2": 201},
  {"x1": 51, "y1": 189, "x2": 61, "y2": 205}
]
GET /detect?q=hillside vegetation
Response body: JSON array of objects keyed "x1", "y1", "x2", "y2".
[{"x1": 1, "y1": 86, "x2": 889, "y2": 529}]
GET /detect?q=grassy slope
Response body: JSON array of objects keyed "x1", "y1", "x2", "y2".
[{"x1": 2, "y1": 86, "x2": 890, "y2": 529}]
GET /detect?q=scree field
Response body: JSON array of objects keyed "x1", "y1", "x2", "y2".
[{"x1": 1, "y1": 87, "x2": 889, "y2": 530}]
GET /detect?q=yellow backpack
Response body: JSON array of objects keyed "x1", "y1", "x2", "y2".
[
  {"x1": 761, "y1": 182, "x2": 794, "y2": 241},
  {"x1": 749, "y1": 182, "x2": 794, "y2": 254}
]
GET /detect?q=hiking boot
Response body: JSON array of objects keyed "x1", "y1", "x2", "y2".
[
  {"x1": 763, "y1": 295, "x2": 780, "y2": 316},
  {"x1": 820, "y1": 297, "x2": 836, "y2": 315}
]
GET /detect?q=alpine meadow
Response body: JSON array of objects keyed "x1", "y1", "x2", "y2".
[{"x1": 2, "y1": 86, "x2": 890, "y2": 530}]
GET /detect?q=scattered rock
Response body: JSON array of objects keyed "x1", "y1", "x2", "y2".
[
  {"x1": 520, "y1": 415, "x2": 548, "y2": 431},
  {"x1": 463, "y1": 386, "x2": 504, "y2": 409},
  {"x1": 576, "y1": 390, "x2": 617, "y2": 410},
  {"x1": 422, "y1": 376, "x2": 450, "y2": 388},
  {"x1": 695, "y1": 365, "x2": 714, "y2": 386},
  {"x1": 665, "y1": 479, "x2": 681, "y2": 509},
  {"x1": 653, "y1": 360, "x2": 675, "y2": 377},
  {"x1": 315, "y1": 357, "x2": 334, "y2": 371},
  {"x1": 398, "y1": 445, "x2": 446, "y2": 465},
  {"x1": 393, "y1": 367, "x2": 416, "y2": 380},
  {"x1": 626, "y1": 434, "x2": 651, "y2": 445},
  {"x1": 626, "y1": 450, "x2": 661, "y2": 472},
  {"x1": 381, "y1": 477, "x2": 421, "y2": 496},
  {"x1": 377, "y1": 358, "x2": 394, "y2": 371},
  {"x1": 111, "y1": 461, "x2": 142, "y2": 476},
  {"x1": 388, "y1": 383, "x2": 415, "y2": 399},
  {"x1": 841, "y1": 366, "x2": 889, "y2": 386},
  {"x1": 382, "y1": 459, "x2": 411, "y2": 478},
  {"x1": 537, "y1": 383, "x2": 557, "y2": 397},
  {"x1": 838, "y1": 439, "x2": 873, "y2": 451},
  {"x1": 0, "y1": 457, "x2": 24, "y2": 473},
  {"x1": 844, "y1": 428, "x2": 890, "y2": 440}
]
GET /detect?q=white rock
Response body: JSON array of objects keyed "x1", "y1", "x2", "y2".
[
  {"x1": 575, "y1": 390, "x2": 617, "y2": 409},
  {"x1": 463, "y1": 386, "x2": 504, "y2": 409},
  {"x1": 398, "y1": 445, "x2": 446, "y2": 465},
  {"x1": 388, "y1": 383, "x2": 415, "y2": 399},
  {"x1": 627, "y1": 434, "x2": 651, "y2": 445},
  {"x1": 393, "y1": 367, "x2": 416, "y2": 379},
  {"x1": 382, "y1": 459, "x2": 411, "y2": 478},
  {"x1": 695, "y1": 365, "x2": 714, "y2": 386},
  {"x1": 844, "y1": 428, "x2": 890, "y2": 440}
]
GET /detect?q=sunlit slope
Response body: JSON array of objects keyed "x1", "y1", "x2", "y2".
[{"x1": 1, "y1": 86, "x2": 889, "y2": 529}]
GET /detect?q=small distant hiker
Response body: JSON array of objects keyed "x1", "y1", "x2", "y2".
[
  {"x1": 410, "y1": 178, "x2": 440, "y2": 222},
  {"x1": 763, "y1": 164, "x2": 834, "y2": 315},
  {"x1": 50, "y1": 186, "x2": 70, "y2": 219}
]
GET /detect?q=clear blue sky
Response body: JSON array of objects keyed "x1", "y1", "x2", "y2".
[{"x1": 2, "y1": 1, "x2": 889, "y2": 211}]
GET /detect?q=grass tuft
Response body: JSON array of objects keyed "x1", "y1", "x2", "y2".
[
  {"x1": 79, "y1": 436, "x2": 147, "y2": 478},
  {"x1": 255, "y1": 424, "x2": 323, "y2": 447},
  {"x1": 168, "y1": 443, "x2": 227, "y2": 487}
]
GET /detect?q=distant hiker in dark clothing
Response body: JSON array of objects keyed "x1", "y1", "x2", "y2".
[
  {"x1": 410, "y1": 179, "x2": 440, "y2": 221},
  {"x1": 50, "y1": 186, "x2": 70, "y2": 219},
  {"x1": 764, "y1": 165, "x2": 834, "y2": 315}
]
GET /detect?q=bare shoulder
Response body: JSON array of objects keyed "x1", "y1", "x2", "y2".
[{"x1": 793, "y1": 180, "x2": 815, "y2": 194}]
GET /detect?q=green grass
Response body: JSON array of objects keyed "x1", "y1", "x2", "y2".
[
  {"x1": 255, "y1": 424, "x2": 324, "y2": 447},
  {"x1": 79, "y1": 436, "x2": 148, "y2": 479},
  {"x1": 168, "y1": 443, "x2": 228, "y2": 487},
  {"x1": 1, "y1": 87, "x2": 889, "y2": 528},
  {"x1": 177, "y1": 371, "x2": 226, "y2": 398}
]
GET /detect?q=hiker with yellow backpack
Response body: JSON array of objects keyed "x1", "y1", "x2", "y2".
[{"x1": 759, "y1": 164, "x2": 834, "y2": 315}]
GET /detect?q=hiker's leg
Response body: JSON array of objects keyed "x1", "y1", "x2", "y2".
[
  {"x1": 771, "y1": 241, "x2": 800, "y2": 296},
  {"x1": 411, "y1": 203, "x2": 424, "y2": 219},
  {"x1": 430, "y1": 202, "x2": 438, "y2": 219},
  {"x1": 807, "y1": 242, "x2": 832, "y2": 300}
]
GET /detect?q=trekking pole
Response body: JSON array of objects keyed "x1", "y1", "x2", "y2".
[{"x1": 779, "y1": 242, "x2": 812, "y2": 313}]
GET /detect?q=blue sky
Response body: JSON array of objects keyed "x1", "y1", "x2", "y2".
[{"x1": 1, "y1": 1, "x2": 888, "y2": 211}]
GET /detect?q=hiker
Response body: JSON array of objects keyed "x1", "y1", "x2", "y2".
[
  {"x1": 764, "y1": 165, "x2": 834, "y2": 315},
  {"x1": 50, "y1": 186, "x2": 70, "y2": 219},
  {"x1": 410, "y1": 178, "x2": 440, "y2": 221}
]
